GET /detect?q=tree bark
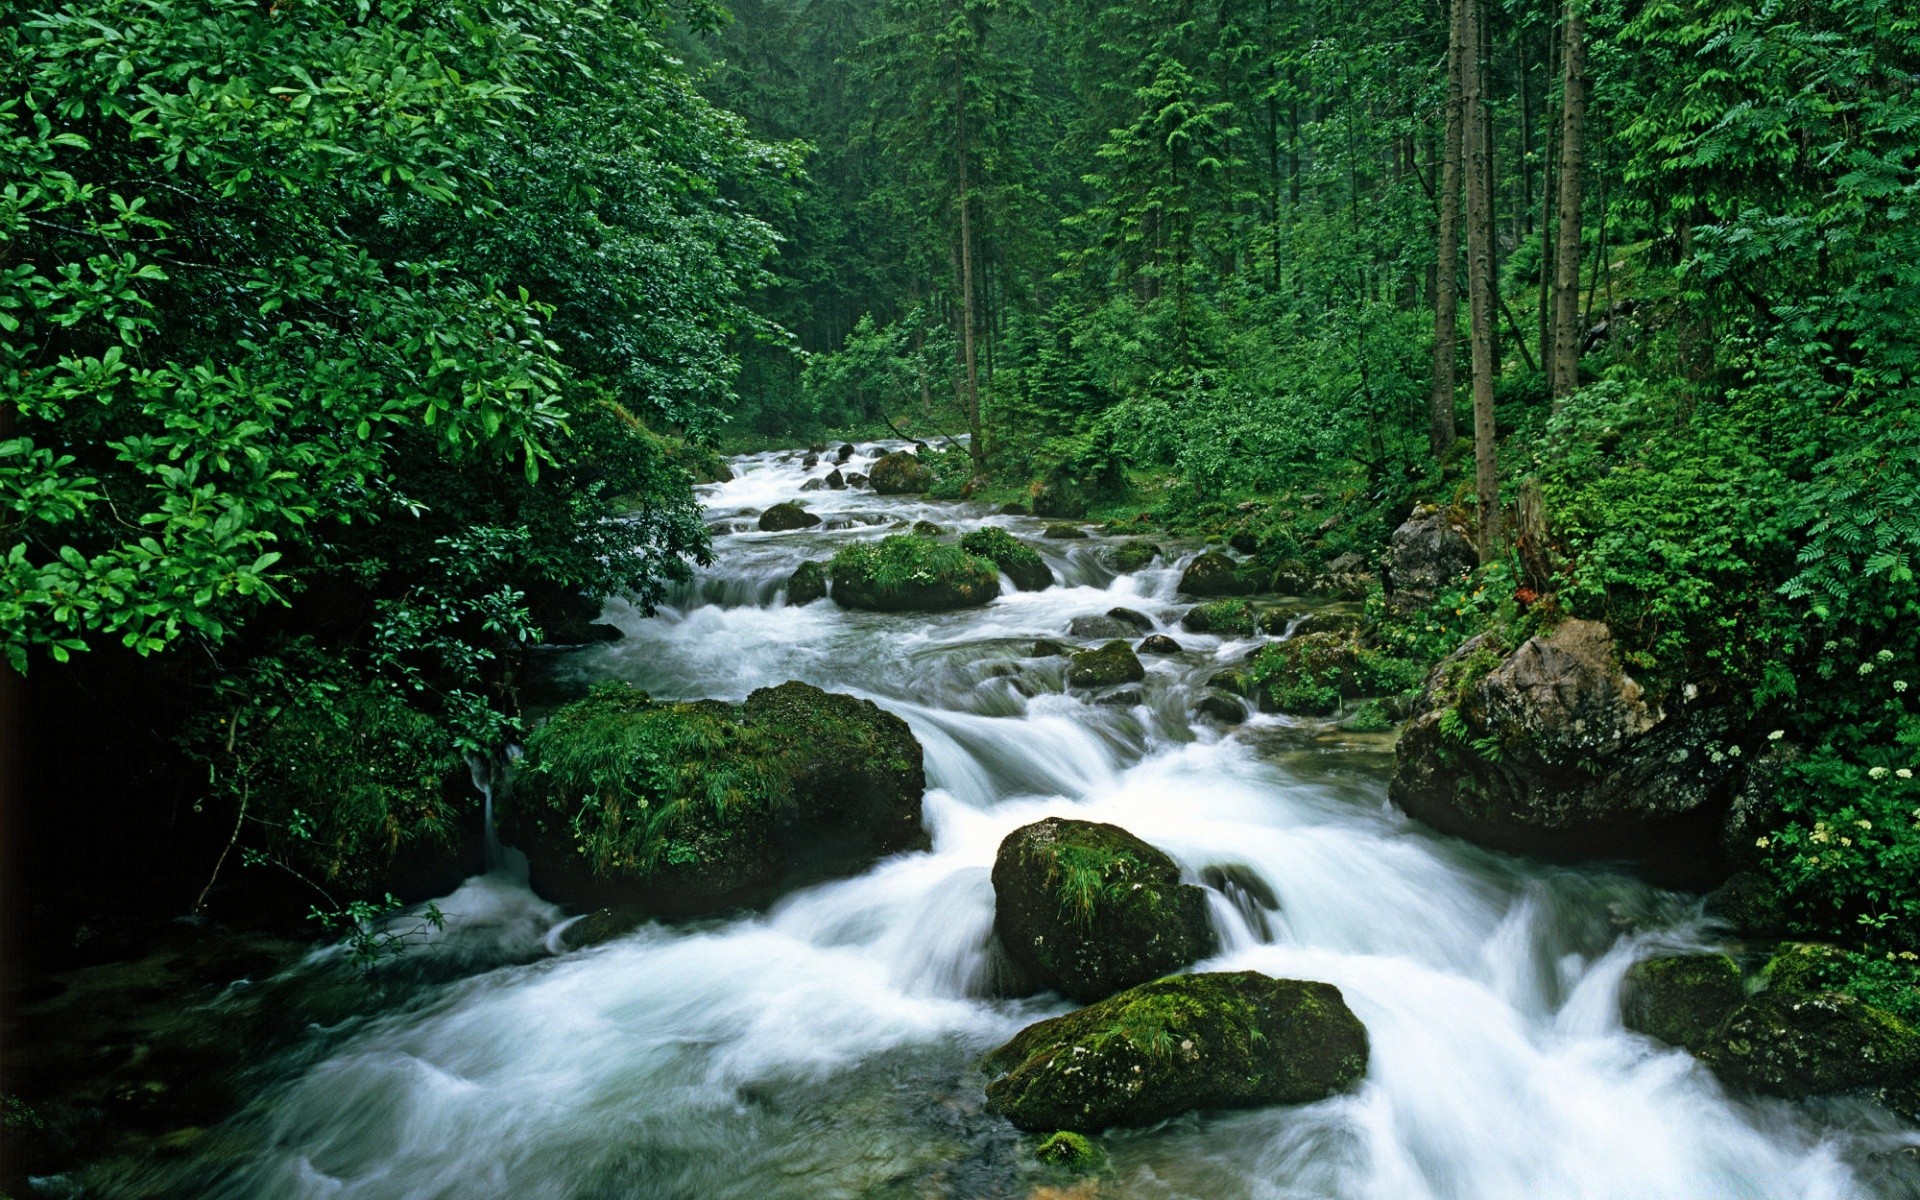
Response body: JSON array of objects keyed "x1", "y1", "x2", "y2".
[
  {"x1": 1428, "y1": 0, "x2": 1468, "y2": 461},
  {"x1": 955, "y1": 76, "x2": 985, "y2": 476},
  {"x1": 1464, "y1": 0, "x2": 1501, "y2": 558},
  {"x1": 1551, "y1": 0, "x2": 1587, "y2": 401}
]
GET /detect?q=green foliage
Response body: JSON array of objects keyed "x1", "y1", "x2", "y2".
[
  {"x1": 310, "y1": 895, "x2": 447, "y2": 972},
  {"x1": 829, "y1": 535, "x2": 999, "y2": 599},
  {"x1": 960, "y1": 526, "x2": 1045, "y2": 575}
]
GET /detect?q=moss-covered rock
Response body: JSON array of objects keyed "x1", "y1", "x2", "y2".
[
  {"x1": 1044, "y1": 523, "x2": 1090, "y2": 540},
  {"x1": 1069, "y1": 615, "x2": 1134, "y2": 639},
  {"x1": 1620, "y1": 954, "x2": 1747, "y2": 1052},
  {"x1": 1193, "y1": 693, "x2": 1246, "y2": 725},
  {"x1": 911, "y1": 519, "x2": 948, "y2": 537},
  {"x1": 870, "y1": 451, "x2": 931, "y2": 494},
  {"x1": 511, "y1": 682, "x2": 927, "y2": 915},
  {"x1": 961, "y1": 527, "x2": 1054, "y2": 591},
  {"x1": 1139, "y1": 634, "x2": 1182, "y2": 655},
  {"x1": 983, "y1": 971, "x2": 1369, "y2": 1130},
  {"x1": 1178, "y1": 551, "x2": 1254, "y2": 597},
  {"x1": 1067, "y1": 641, "x2": 1145, "y2": 688},
  {"x1": 1244, "y1": 633, "x2": 1411, "y2": 716},
  {"x1": 1031, "y1": 639, "x2": 1069, "y2": 657},
  {"x1": 1107, "y1": 542, "x2": 1162, "y2": 573},
  {"x1": 787, "y1": 561, "x2": 828, "y2": 605},
  {"x1": 1699, "y1": 990, "x2": 1920, "y2": 1098},
  {"x1": 829, "y1": 536, "x2": 1002, "y2": 611},
  {"x1": 759, "y1": 502, "x2": 821, "y2": 532},
  {"x1": 1703, "y1": 870, "x2": 1789, "y2": 938},
  {"x1": 1033, "y1": 1130, "x2": 1103, "y2": 1170},
  {"x1": 1106, "y1": 606, "x2": 1152, "y2": 631},
  {"x1": 1181, "y1": 599, "x2": 1257, "y2": 635},
  {"x1": 992, "y1": 817, "x2": 1215, "y2": 1003}
]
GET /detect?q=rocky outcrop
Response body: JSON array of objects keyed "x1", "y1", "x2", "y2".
[
  {"x1": 961, "y1": 527, "x2": 1054, "y2": 592},
  {"x1": 1243, "y1": 632, "x2": 1401, "y2": 716},
  {"x1": 1067, "y1": 641, "x2": 1145, "y2": 688},
  {"x1": 870, "y1": 451, "x2": 931, "y2": 494},
  {"x1": 1043, "y1": 523, "x2": 1089, "y2": 540},
  {"x1": 982, "y1": 972, "x2": 1368, "y2": 1130},
  {"x1": 1181, "y1": 599, "x2": 1257, "y2": 635},
  {"x1": 991, "y1": 817, "x2": 1215, "y2": 1002},
  {"x1": 759, "y1": 502, "x2": 821, "y2": 532},
  {"x1": 1389, "y1": 619, "x2": 1743, "y2": 877},
  {"x1": 828, "y1": 536, "x2": 1001, "y2": 611},
  {"x1": 1107, "y1": 542, "x2": 1162, "y2": 573},
  {"x1": 511, "y1": 682, "x2": 927, "y2": 915},
  {"x1": 1620, "y1": 954, "x2": 1746, "y2": 1050},
  {"x1": 1178, "y1": 552, "x2": 1254, "y2": 597},
  {"x1": 1700, "y1": 991, "x2": 1920, "y2": 1100},
  {"x1": 786, "y1": 561, "x2": 828, "y2": 605},
  {"x1": 1139, "y1": 634, "x2": 1181, "y2": 655},
  {"x1": 1384, "y1": 504, "x2": 1476, "y2": 600}
]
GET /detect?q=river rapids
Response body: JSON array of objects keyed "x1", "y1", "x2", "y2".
[{"x1": 74, "y1": 444, "x2": 1920, "y2": 1199}]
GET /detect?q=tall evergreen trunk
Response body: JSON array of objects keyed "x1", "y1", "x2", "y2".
[
  {"x1": 1464, "y1": 0, "x2": 1501, "y2": 558},
  {"x1": 955, "y1": 78, "x2": 985, "y2": 477},
  {"x1": 1428, "y1": 0, "x2": 1468, "y2": 461},
  {"x1": 1551, "y1": 0, "x2": 1587, "y2": 401}
]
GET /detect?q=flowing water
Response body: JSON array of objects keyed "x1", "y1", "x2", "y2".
[{"x1": 76, "y1": 445, "x2": 1920, "y2": 1199}]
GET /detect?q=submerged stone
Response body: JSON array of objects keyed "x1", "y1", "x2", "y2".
[
  {"x1": 991, "y1": 816, "x2": 1214, "y2": 1003},
  {"x1": 983, "y1": 972, "x2": 1369, "y2": 1130}
]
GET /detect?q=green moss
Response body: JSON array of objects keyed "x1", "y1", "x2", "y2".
[
  {"x1": 1701, "y1": 990, "x2": 1920, "y2": 1098},
  {"x1": 1067, "y1": 640, "x2": 1144, "y2": 687},
  {"x1": 1764, "y1": 943, "x2": 1851, "y2": 993},
  {"x1": 1181, "y1": 598, "x2": 1257, "y2": 635},
  {"x1": 828, "y1": 535, "x2": 1001, "y2": 611},
  {"x1": 960, "y1": 527, "x2": 1053, "y2": 591},
  {"x1": 1620, "y1": 954, "x2": 1747, "y2": 1052},
  {"x1": 1034, "y1": 1131, "x2": 1101, "y2": 1169},
  {"x1": 787, "y1": 560, "x2": 827, "y2": 605},
  {"x1": 1245, "y1": 633, "x2": 1421, "y2": 716},
  {"x1": 1107, "y1": 541, "x2": 1162, "y2": 573}
]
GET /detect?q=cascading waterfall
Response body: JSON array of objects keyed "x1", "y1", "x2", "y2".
[{"x1": 89, "y1": 443, "x2": 1920, "y2": 1200}]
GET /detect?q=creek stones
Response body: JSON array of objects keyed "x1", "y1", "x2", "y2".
[
  {"x1": 800, "y1": 477, "x2": 826, "y2": 492},
  {"x1": 759, "y1": 502, "x2": 821, "y2": 532},
  {"x1": 961, "y1": 527, "x2": 1054, "y2": 591},
  {"x1": 1193, "y1": 693, "x2": 1246, "y2": 725},
  {"x1": 786, "y1": 561, "x2": 828, "y2": 605},
  {"x1": 825, "y1": 468, "x2": 847, "y2": 489},
  {"x1": 1107, "y1": 542, "x2": 1162, "y2": 573},
  {"x1": 1105, "y1": 606, "x2": 1153, "y2": 631},
  {"x1": 1182, "y1": 599, "x2": 1257, "y2": 635},
  {"x1": 1390, "y1": 619, "x2": 1745, "y2": 876},
  {"x1": 911, "y1": 520, "x2": 948, "y2": 537},
  {"x1": 982, "y1": 971, "x2": 1369, "y2": 1130},
  {"x1": 511, "y1": 682, "x2": 927, "y2": 915},
  {"x1": 1620, "y1": 954, "x2": 1746, "y2": 1050},
  {"x1": 870, "y1": 451, "x2": 931, "y2": 494},
  {"x1": 1139, "y1": 634, "x2": 1182, "y2": 655},
  {"x1": 835, "y1": 443, "x2": 856, "y2": 463},
  {"x1": 1243, "y1": 632, "x2": 1396, "y2": 716},
  {"x1": 1043, "y1": 523, "x2": 1090, "y2": 540},
  {"x1": 1030, "y1": 639, "x2": 1069, "y2": 657},
  {"x1": 1068, "y1": 615, "x2": 1135, "y2": 640},
  {"x1": 828, "y1": 535, "x2": 1001, "y2": 611},
  {"x1": 991, "y1": 817, "x2": 1215, "y2": 1002},
  {"x1": 1178, "y1": 551, "x2": 1254, "y2": 597},
  {"x1": 1068, "y1": 641, "x2": 1145, "y2": 688}
]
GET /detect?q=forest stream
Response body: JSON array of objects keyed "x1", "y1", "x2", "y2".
[{"x1": 58, "y1": 445, "x2": 1920, "y2": 1200}]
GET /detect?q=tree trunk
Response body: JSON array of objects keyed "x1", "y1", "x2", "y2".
[
  {"x1": 1428, "y1": 0, "x2": 1468, "y2": 461},
  {"x1": 1551, "y1": 0, "x2": 1587, "y2": 401},
  {"x1": 955, "y1": 79, "x2": 985, "y2": 476},
  {"x1": 1464, "y1": 0, "x2": 1501, "y2": 559}
]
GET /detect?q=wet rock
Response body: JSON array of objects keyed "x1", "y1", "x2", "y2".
[
  {"x1": 1105, "y1": 607, "x2": 1153, "y2": 631},
  {"x1": 912, "y1": 520, "x2": 949, "y2": 537},
  {"x1": 512, "y1": 682, "x2": 927, "y2": 915},
  {"x1": 870, "y1": 451, "x2": 931, "y2": 495},
  {"x1": 1700, "y1": 991, "x2": 1920, "y2": 1099},
  {"x1": 1620, "y1": 954, "x2": 1746, "y2": 1051},
  {"x1": 848, "y1": 472, "x2": 870, "y2": 488},
  {"x1": 1107, "y1": 541, "x2": 1162, "y2": 573},
  {"x1": 983, "y1": 972, "x2": 1368, "y2": 1130},
  {"x1": 1385, "y1": 504, "x2": 1476, "y2": 599},
  {"x1": 1000, "y1": 502, "x2": 1032, "y2": 516},
  {"x1": 829, "y1": 536, "x2": 1001, "y2": 611},
  {"x1": 1034, "y1": 1131, "x2": 1103, "y2": 1170},
  {"x1": 1044, "y1": 523, "x2": 1090, "y2": 540},
  {"x1": 1138, "y1": 634, "x2": 1181, "y2": 655},
  {"x1": 991, "y1": 817, "x2": 1216, "y2": 1003},
  {"x1": 558, "y1": 907, "x2": 649, "y2": 951},
  {"x1": 1281, "y1": 610, "x2": 1365, "y2": 639},
  {"x1": 1094, "y1": 687, "x2": 1144, "y2": 708},
  {"x1": 759, "y1": 502, "x2": 822, "y2": 532},
  {"x1": 825, "y1": 468, "x2": 847, "y2": 489},
  {"x1": 1201, "y1": 864, "x2": 1279, "y2": 938},
  {"x1": 802, "y1": 453, "x2": 819, "y2": 468},
  {"x1": 1178, "y1": 552, "x2": 1254, "y2": 597},
  {"x1": 1030, "y1": 639, "x2": 1069, "y2": 658},
  {"x1": 787, "y1": 561, "x2": 828, "y2": 606},
  {"x1": 1031, "y1": 479, "x2": 1087, "y2": 519},
  {"x1": 962, "y1": 527, "x2": 1054, "y2": 592},
  {"x1": 1244, "y1": 632, "x2": 1389, "y2": 716},
  {"x1": 1704, "y1": 870, "x2": 1789, "y2": 937},
  {"x1": 1181, "y1": 599, "x2": 1257, "y2": 635},
  {"x1": 800, "y1": 477, "x2": 827, "y2": 492},
  {"x1": 1068, "y1": 615, "x2": 1135, "y2": 640},
  {"x1": 1389, "y1": 619, "x2": 1745, "y2": 877},
  {"x1": 1067, "y1": 641, "x2": 1144, "y2": 688},
  {"x1": 1193, "y1": 692, "x2": 1247, "y2": 725},
  {"x1": 835, "y1": 443, "x2": 856, "y2": 463},
  {"x1": 1207, "y1": 669, "x2": 1250, "y2": 696},
  {"x1": 1763, "y1": 943, "x2": 1852, "y2": 993}
]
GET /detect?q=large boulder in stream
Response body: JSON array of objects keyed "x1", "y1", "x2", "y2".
[
  {"x1": 1067, "y1": 641, "x2": 1145, "y2": 689},
  {"x1": 509, "y1": 681, "x2": 927, "y2": 915},
  {"x1": 828, "y1": 536, "x2": 1001, "y2": 611},
  {"x1": 961, "y1": 527, "x2": 1053, "y2": 591},
  {"x1": 983, "y1": 971, "x2": 1369, "y2": 1130},
  {"x1": 1389, "y1": 619, "x2": 1744, "y2": 881},
  {"x1": 869, "y1": 451, "x2": 931, "y2": 495},
  {"x1": 1620, "y1": 953, "x2": 1747, "y2": 1051},
  {"x1": 1178, "y1": 551, "x2": 1254, "y2": 597},
  {"x1": 786, "y1": 561, "x2": 828, "y2": 605},
  {"x1": 991, "y1": 817, "x2": 1215, "y2": 1002},
  {"x1": 759, "y1": 502, "x2": 821, "y2": 532}
]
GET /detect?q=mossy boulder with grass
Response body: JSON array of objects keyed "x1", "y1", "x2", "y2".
[
  {"x1": 1244, "y1": 633, "x2": 1414, "y2": 716},
  {"x1": 1067, "y1": 641, "x2": 1145, "y2": 689},
  {"x1": 511, "y1": 682, "x2": 927, "y2": 914},
  {"x1": 1033, "y1": 1130, "x2": 1103, "y2": 1170},
  {"x1": 759, "y1": 502, "x2": 821, "y2": 532},
  {"x1": 869, "y1": 451, "x2": 931, "y2": 494},
  {"x1": 1620, "y1": 954, "x2": 1747, "y2": 1052},
  {"x1": 1181, "y1": 599, "x2": 1258, "y2": 635},
  {"x1": 829, "y1": 536, "x2": 1001, "y2": 611},
  {"x1": 961, "y1": 527, "x2": 1054, "y2": 591},
  {"x1": 983, "y1": 971, "x2": 1369, "y2": 1130},
  {"x1": 1107, "y1": 542, "x2": 1162, "y2": 573},
  {"x1": 787, "y1": 561, "x2": 828, "y2": 605},
  {"x1": 1699, "y1": 990, "x2": 1920, "y2": 1099},
  {"x1": 991, "y1": 817, "x2": 1215, "y2": 1002},
  {"x1": 1178, "y1": 551, "x2": 1254, "y2": 597}
]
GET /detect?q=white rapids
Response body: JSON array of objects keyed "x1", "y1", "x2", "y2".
[{"x1": 98, "y1": 444, "x2": 1920, "y2": 1200}]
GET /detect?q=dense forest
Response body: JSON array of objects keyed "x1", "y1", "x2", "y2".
[{"x1": 4, "y1": 0, "x2": 1920, "y2": 1187}]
